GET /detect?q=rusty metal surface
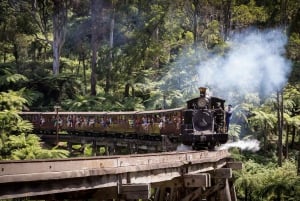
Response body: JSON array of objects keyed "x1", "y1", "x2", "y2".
[{"x1": 0, "y1": 150, "x2": 231, "y2": 199}]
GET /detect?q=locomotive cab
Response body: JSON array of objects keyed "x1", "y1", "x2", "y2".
[{"x1": 180, "y1": 87, "x2": 228, "y2": 150}]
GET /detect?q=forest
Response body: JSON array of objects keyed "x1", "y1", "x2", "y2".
[{"x1": 0, "y1": 0, "x2": 300, "y2": 200}]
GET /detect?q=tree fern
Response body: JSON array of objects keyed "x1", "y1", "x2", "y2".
[{"x1": 0, "y1": 67, "x2": 28, "y2": 88}]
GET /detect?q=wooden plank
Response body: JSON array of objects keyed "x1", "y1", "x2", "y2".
[
  {"x1": 120, "y1": 183, "x2": 150, "y2": 200},
  {"x1": 184, "y1": 173, "x2": 211, "y2": 188}
]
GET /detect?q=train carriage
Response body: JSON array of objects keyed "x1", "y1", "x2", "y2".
[{"x1": 20, "y1": 87, "x2": 229, "y2": 150}]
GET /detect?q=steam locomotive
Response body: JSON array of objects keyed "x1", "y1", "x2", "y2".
[
  {"x1": 20, "y1": 87, "x2": 228, "y2": 150},
  {"x1": 180, "y1": 87, "x2": 228, "y2": 150}
]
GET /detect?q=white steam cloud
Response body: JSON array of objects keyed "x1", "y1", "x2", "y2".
[
  {"x1": 197, "y1": 29, "x2": 291, "y2": 100},
  {"x1": 218, "y1": 139, "x2": 260, "y2": 152}
]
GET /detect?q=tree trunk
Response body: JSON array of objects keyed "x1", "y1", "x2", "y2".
[
  {"x1": 193, "y1": 0, "x2": 201, "y2": 45},
  {"x1": 298, "y1": 148, "x2": 300, "y2": 176},
  {"x1": 105, "y1": 6, "x2": 115, "y2": 94},
  {"x1": 52, "y1": 0, "x2": 67, "y2": 75},
  {"x1": 90, "y1": 0, "x2": 103, "y2": 96},
  {"x1": 13, "y1": 43, "x2": 19, "y2": 71},
  {"x1": 52, "y1": 41, "x2": 60, "y2": 75},
  {"x1": 285, "y1": 125, "x2": 289, "y2": 158},
  {"x1": 83, "y1": 57, "x2": 87, "y2": 95},
  {"x1": 263, "y1": 121, "x2": 267, "y2": 154},
  {"x1": 280, "y1": 0, "x2": 288, "y2": 27},
  {"x1": 277, "y1": 90, "x2": 283, "y2": 167},
  {"x1": 222, "y1": 0, "x2": 232, "y2": 40},
  {"x1": 125, "y1": 83, "x2": 130, "y2": 97},
  {"x1": 291, "y1": 126, "x2": 296, "y2": 148}
]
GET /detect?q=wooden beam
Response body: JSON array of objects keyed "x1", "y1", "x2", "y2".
[
  {"x1": 226, "y1": 162, "x2": 243, "y2": 170},
  {"x1": 211, "y1": 168, "x2": 232, "y2": 179},
  {"x1": 202, "y1": 182, "x2": 224, "y2": 197},
  {"x1": 120, "y1": 183, "x2": 150, "y2": 200},
  {"x1": 184, "y1": 173, "x2": 211, "y2": 188},
  {"x1": 229, "y1": 181, "x2": 237, "y2": 201}
]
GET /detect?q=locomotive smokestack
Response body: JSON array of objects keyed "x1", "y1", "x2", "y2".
[{"x1": 199, "y1": 87, "x2": 207, "y2": 97}]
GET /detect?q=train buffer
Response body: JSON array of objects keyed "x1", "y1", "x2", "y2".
[{"x1": 0, "y1": 150, "x2": 242, "y2": 200}]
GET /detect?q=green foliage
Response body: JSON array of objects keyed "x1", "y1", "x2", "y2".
[
  {"x1": 235, "y1": 159, "x2": 300, "y2": 201},
  {"x1": 0, "y1": 77, "x2": 69, "y2": 160},
  {"x1": 232, "y1": 0, "x2": 268, "y2": 28},
  {"x1": 201, "y1": 20, "x2": 225, "y2": 49},
  {"x1": 0, "y1": 67, "x2": 28, "y2": 88},
  {"x1": 62, "y1": 93, "x2": 145, "y2": 111},
  {"x1": 287, "y1": 33, "x2": 300, "y2": 61},
  {"x1": 83, "y1": 144, "x2": 93, "y2": 156},
  {"x1": 228, "y1": 123, "x2": 241, "y2": 140},
  {"x1": 0, "y1": 90, "x2": 28, "y2": 111}
]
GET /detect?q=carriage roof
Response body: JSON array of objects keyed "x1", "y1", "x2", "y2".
[{"x1": 20, "y1": 107, "x2": 185, "y2": 116}]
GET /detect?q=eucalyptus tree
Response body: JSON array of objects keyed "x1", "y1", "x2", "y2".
[
  {"x1": 52, "y1": 0, "x2": 68, "y2": 75},
  {"x1": 90, "y1": 0, "x2": 103, "y2": 95},
  {"x1": 9, "y1": 0, "x2": 78, "y2": 75}
]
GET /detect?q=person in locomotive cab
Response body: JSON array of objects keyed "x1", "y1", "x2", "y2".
[{"x1": 225, "y1": 104, "x2": 233, "y2": 132}]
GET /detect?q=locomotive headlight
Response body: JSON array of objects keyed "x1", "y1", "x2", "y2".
[{"x1": 197, "y1": 98, "x2": 207, "y2": 107}]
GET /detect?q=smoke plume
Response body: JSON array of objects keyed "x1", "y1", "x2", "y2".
[
  {"x1": 197, "y1": 29, "x2": 291, "y2": 101},
  {"x1": 218, "y1": 139, "x2": 260, "y2": 152}
]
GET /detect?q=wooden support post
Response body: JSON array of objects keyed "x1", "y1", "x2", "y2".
[
  {"x1": 92, "y1": 140, "x2": 97, "y2": 156},
  {"x1": 168, "y1": 186, "x2": 176, "y2": 201},
  {"x1": 158, "y1": 186, "x2": 167, "y2": 201},
  {"x1": 229, "y1": 181, "x2": 237, "y2": 201},
  {"x1": 219, "y1": 179, "x2": 232, "y2": 201},
  {"x1": 105, "y1": 145, "x2": 110, "y2": 156},
  {"x1": 162, "y1": 135, "x2": 167, "y2": 152},
  {"x1": 153, "y1": 187, "x2": 160, "y2": 201},
  {"x1": 67, "y1": 142, "x2": 72, "y2": 152}
]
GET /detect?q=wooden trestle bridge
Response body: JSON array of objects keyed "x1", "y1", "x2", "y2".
[{"x1": 0, "y1": 150, "x2": 242, "y2": 200}]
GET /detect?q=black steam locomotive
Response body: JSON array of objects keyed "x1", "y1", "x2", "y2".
[
  {"x1": 21, "y1": 87, "x2": 228, "y2": 150},
  {"x1": 180, "y1": 87, "x2": 228, "y2": 150}
]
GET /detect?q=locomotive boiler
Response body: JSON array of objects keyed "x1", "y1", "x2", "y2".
[{"x1": 180, "y1": 87, "x2": 228, "y2": 150}]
